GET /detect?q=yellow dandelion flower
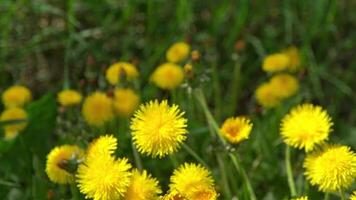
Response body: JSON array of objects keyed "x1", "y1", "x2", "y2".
[
  {"x1": 45, "y1": 145, "x2": 84, "y2": 184},
  {"x1": 281, "y1": 104, "x2": 333, "y2": 151},
  {"x1": 77, "y1": 135, "x2": 131, "y2": 200},
  {"x1": 130, "y1": 100, "x2": 187, "y2": 158},
  {"x1": 2, "y1": 85, "x2": 32, "y2": 108},
  {"x1": 284, "y1": 46, "x2": 301, "y2": 72},
  {"x1": 169, "y1": 163, "x2": 215, "y2": 198},
  {"x1": 150, "y1": 63, "x2": 184, "y2": 90},
  {"x1": 303, "y1": 145, "x2": 356, "y2": 192},
  {"x1": 291, "y1": 196, "x2": 309, "y2": 200},
  {"x1": 189, "y1": 187, "x2": 218, "y2": 200},
  {"x1": 262, "y1": 53, "x2": 290, "y2": 72},
  {"x1": 86, "y1": 135, "x2": 117, "y2": 161},
  {"x1": 77, "y1": 155, "x2": 132, "y2": 200},
  {"x1": 255, "y1": 82, "x2": 281, "y2": 108},
  {"x1": 123, "y1": 169, "x2": 162, "y2": 200},
  {"x1": 82, "y1": 92, "x2": 114, "y2": 126},
  {"x1": 270, "y1": 73, "x2": 299, "y2": 99},
  {"x1": 166, "y1": 42, "x2": 190, "y2": 63},
  {"x1": 113, "y1": 88, "x2": 139, "y2": 117},
  {"x1": 57, "y1": 89, "x2": 82, "y2": 107},
  {"x1": 106, "y1": 62, "x2": 139, "y2": 85},
  {"x1": 161, "y1": 190, "x2": 187, "y2": 200},
  {"x1": 0, "y1": 107, "x2": 28, "y2": 139},
  {"x1": 220, "y1": 116, "x2": 252, "y2": 144},
  {"x1": 350, "y1": 191, "x2": 356, "y2": 200}
]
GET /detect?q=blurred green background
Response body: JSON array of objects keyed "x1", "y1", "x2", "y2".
[{"x1": 0, "y1": 0, "x2": 355, "y2": 199}]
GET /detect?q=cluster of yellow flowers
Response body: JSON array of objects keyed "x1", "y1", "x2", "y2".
[
  {"x1": 0, "y1": 85, "x2": 32, "y2": 139},
  {"x1": 46, "y1": 133, "x2": 218, "y2": 200},
  {"x1": 256, "y1": 47, "x2": 301, "y2": 108},
  {"x1": 150, "y1": 42, "x2": 191, "y2": 90},
  {"x1": 281, "y1": 103, "x2": 356, "y2": 196}
]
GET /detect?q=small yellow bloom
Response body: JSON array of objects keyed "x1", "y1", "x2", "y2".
[
  {"x1": 2, "y1": 85, "x2": 32, "y2": 108},
  {"x1": 130, "y1": 100, "x2": 188, "y2": 158},
  {"x1": 262, "y1": 53, "x2": 290, "y2": 72},
  {"x1": 169, "y1": 163, "x2": 217, "y2": 199},
  {"x1": 46, "y1": 145, "x2": 84, "y2": 184},
  {"x1": 161, "y1": 190, "x2": 187, "y2": 200},
  {"x1": 57, "y1": 89, "x2": 82, "y2": 107},
  {"x1": 350, "y1": 191, "x2": 356, "y2": 200},
  {"x1": 291, "y1": 196, "x2": 308, "y2": 200},
  {"x1": 304, "y1": 145, "x2": 356, "y2": 192},
  {"x1": 113, "y1": 88, "x2": 139, "y2": 117},
  {"x1": 82, "y1": 92, "x2": 114, "y2": 126},
  {"x1": 255, "y1": 82, "x2": 281, "y2": 108},
  {"x1": 220, "y1": 116, "x2": 252, "y2": 144},
  {"x1": 0, "y1": 107, "x2": 28, "y2": 139},
  {"x1": 86, "y1": 135, "x2": 118, "y2": 161},
  {"x1": 166, "y1": 42, "x2": 190, "y2": 63},
  {"x1": 281, "y1": 104, "x2": 333, "y2": 151},
  {"x1": 270, "y1": 73, "x2": 299, "y2": 99},
  {"x1": 150, "y1": 63, "x2": 184, "y2": 90},
  {"x1": 106, "y1": 62, "x2": 139, "y2": 85},
  {"x1": 284, "y1": 46, "x2": 301, "y2": 71},
  {"x1": 77, "y1": 135, "x2": 132, "y2": 200},
  {"x1": 123, "y1": 169, "x2": 162, "y2": 200}
]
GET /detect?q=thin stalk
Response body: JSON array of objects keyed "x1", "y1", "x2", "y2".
[
  {"x1": 169, "y1": 155, "x2": 178, "y2": 168},
  {"x1": 285, "y1": 145, "x2": 297, "y2": 196},
  {"x1": 194, "y1": 88, "x2": 226, "y2": 145},
  {"x1": 217, "y1": 153, "x2": 232, "y2": 199},
  {"x1": 70, "y1": 183, "x2": 79, "y2": 200},
  {"x1": 339, "y1": 189, "x2": 346, "y2": 200},
  {"x1": 229, "y1": 153, "x2": 257, "y2": 200},
  {"x1": 324, "y1": 193, "x2": 329, "y2": 200},
  {"x1": 182, "y1": 143, "x2": 209, "y2": 169},
  {"x1": 131, "y1": 141, "x2": 143, "y2": 170}
]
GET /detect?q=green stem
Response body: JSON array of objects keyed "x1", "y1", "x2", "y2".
[
  {"x1": 169, "y1": 154, "x2": 179, "y2": 168},
  {"x1": 70, "y1": 184, "x2": 79, "y2": 200},
  {"x1": 217, "y1": 153, "x2": 232, "y2": 199},
  {"x1": 285, "y1": 145, "x2": 297, "y2": 196},
  {"x1": 324, "y1": 193, "x2": 329, "y2": 200},
  {"x1": 194, "y1": 88, "x2": 226, "y2": 145},
  {"x1": 131, "y1": 141, "x2": 143, "y2": 170},
  {"x1": 339, "y1": 189, "x2": 346, "y2": 200},
  {"x1": 182, "y1": 143, "x2": 209, "y2": 169},
  {"x1": 229, "y1": 153, "x2": 256, "y2": 200}
]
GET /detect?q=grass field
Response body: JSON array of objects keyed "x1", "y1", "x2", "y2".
[{"x1": 0, "y1": 1, "x2": 356, "y2": 200}]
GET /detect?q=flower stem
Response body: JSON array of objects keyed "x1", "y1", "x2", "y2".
[
  {"x1": 70, "y1": 183, "x2": 79, "y2": 200},
  {"x1": 182, "y1": 143, "x2": 209, "y2": 169},
  {"x1": 131, "y1": 141, "x2": 143, "y2": 170},
  {"x1": 194, "y1": 88, "x2": 226, "y2": 145},
  {"x1": 229, "y1": 153, "x2": 257, "y2": 200},
  {"x1": 285, "y1": 145, "x2": 297, "y2": 196},
  {"x1": 324, "y1": 193, "x2": 329, "y2": 200},
  {"x1": 339, "y1": 189, "x2": 346, "y2": 200}
]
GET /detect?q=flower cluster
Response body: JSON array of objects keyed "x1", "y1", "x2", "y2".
[{"x1": 256, "y1": 46, "x2": 301, "y2": 109}]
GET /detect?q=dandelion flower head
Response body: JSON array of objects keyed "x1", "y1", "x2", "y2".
[
  {"x1": 57, "y1": 89, "x2": 82, "y2": 107},
  {"x1": 2, "y1": 85, "x2": 32, "y2": 108},
  {"x1": 220, "y1": 116, "x2": 252, "y2": 144},
  {"x1": 106, "y1": 62, "x2": 139, "y2": 85},
  {"x1": 303, "y1": 145, "x2": 356, "y2": 192},
  {"x1": 123, "y1": 169, "x2": 162, "y2": 200},
  {"x1": 262, "y1": 53, "x2": 290, "y2": 72},
  {"x1": 166, "y1": 42, "x2": 190, "y2": 63},
  {"x1": 130, "y1": 100, "x2": 188, "y2": 158},
  {"x1": 281, "y1": 104, "x2": 333, "y2": 151},
  {"x1": 82, "y1": 92, "x2": 114, "y2": 126},
  {"x1": 150, "y1": 63, "x2": 184, "y2": 90},
  {"x1": 113, "y1": 88, "x2": 139, "y2": 117},
  {"x1": 0, "y1": 107, "x2": 28, "y2": 139},
  {"x1": 46, "y1": 145, "x2": 84, "y2": 184}
]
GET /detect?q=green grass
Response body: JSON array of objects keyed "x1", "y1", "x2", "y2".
[{"x1": 0, "y1": 0, "x2": 356, "y2": 199}]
